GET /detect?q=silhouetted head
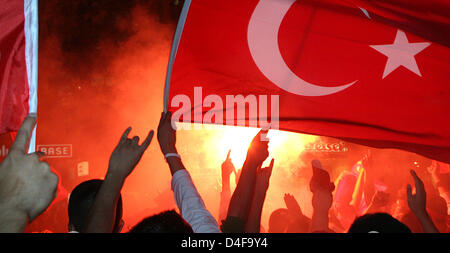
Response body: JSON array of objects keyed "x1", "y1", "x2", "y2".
[
  {"x1": 268, "y1": 208, "x2": 291, "y2": 233},
  {"x1": 286, "y1": 216, "x2": 311, "y2": 233},
  {"x1": 68, "y1": 179, "x2": 123, "y2": 232},
  {"x1": 348, "y1": 213, "x2": 411, "y2": 233},
  {"x1": 128, "y1": 210, "x2": 193, "y2": 233}
]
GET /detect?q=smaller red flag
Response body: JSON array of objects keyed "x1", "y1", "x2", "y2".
[{"x1": 0, "y1": 0, "x2": 38, "y2": 138}]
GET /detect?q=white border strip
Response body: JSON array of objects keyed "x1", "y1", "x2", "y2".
[
  {"x1": 163, "y1": 0, "x2": 192, "y2": 112},
  {"x1": 24, "y1": 0, "x2": 38, "y2": 153}
]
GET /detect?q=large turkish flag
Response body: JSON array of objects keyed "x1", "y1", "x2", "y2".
[{"x1": 166, "y1": 0, "x2": 450, "y2": 163}]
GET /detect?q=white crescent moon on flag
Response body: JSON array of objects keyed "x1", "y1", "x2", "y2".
[{"x1": 247, "y1": 0, "x2": 357, "y2": 96}]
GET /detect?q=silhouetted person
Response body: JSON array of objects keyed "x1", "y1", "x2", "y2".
[
  {"x1": 68, "y1": 179, "x2": 123, "y2": 233},
  {"x1": 128, "y1": 210, "x2": 193, "y2": 233},
  {"x1": 268, "y1": 208, "x2": 291, "y2": 233},
  {"x1": 348, "y1": 213, "x2": 411, "y2": 233}
]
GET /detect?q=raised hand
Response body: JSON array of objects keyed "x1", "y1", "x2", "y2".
[
  {"x1": 246, "y1": 129, "x2": 269, "y2": 166},
  {"x1": 243, "y1": 158, "x2": 274, "y2": 233},
  {"x1": 310, "y1": 160, "x2": 334, "y2": 212},
  {"x1": 406, "y1": 170, "x2": 427, "y2": 215},
  {"x1": 310, "y1": 160, "x2": 335, "y2": 193},
  {"x1": 284, "y1": 193, "x2": 303, "y2": 217},
  {"x1": 227, "y1": 130, "x2": 271, "y2": 230},
  {"x1": 222, "y1": 150, "x2": 235, "y2": 179},
  {"x1": 309, "y1": 160, "x2": 334, "y2": 232},
  {"x1": 0, "y1": 115, "x2": 58, "y2": 228},
  {"x1": 406, "y1": 169, "x2": 439, "y2": 233},
  {"x1": 108, "y1": 127, "x2": 154, "y2": 179},
  {"x1": 255, "y1": 159, "x2": 274, "y2": 194},
  {"x1": 82, "y1": 126, "x2": 153, "y2": 233},
  {"x1": 157, "y1": 112, "x2": 177, "y2": 155}
]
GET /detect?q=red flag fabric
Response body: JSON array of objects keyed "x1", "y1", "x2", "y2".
[
  {"x1": 0, "y1": 0, "x2": 38, "y2": 135},
  {"x1": 165, "y1": 0, "x2": 450, "y2": 163}
]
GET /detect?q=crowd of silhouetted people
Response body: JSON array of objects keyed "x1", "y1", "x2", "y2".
[{"x1": 0, "y1": 112, "x2": 448, "y2": 233}]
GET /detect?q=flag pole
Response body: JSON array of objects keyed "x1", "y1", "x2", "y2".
[
  {"x1": 24, "y1": 0, "x2": 38, "y2": 153},
  {"x1": 163, "y1": 0, "x2": 192, "y2": 113}
]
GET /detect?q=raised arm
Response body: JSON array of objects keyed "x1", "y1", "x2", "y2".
[
  {"x1": 219, "y1": 150, "x2": 235, "y2": 221},
  {"x1": 158, "y1": 112, "x2": 220, "y2": 233},
  {"x1": 157, "y1": 112, "x2": 183, "y2": 175},
  {"x1": 0, "y1": 115, "x2": 58, "y2": 233},
  {"x1": 406, "y1": 169, "x2": 440, "y2": 233},
  {"x1": 310, "y1": 160, "x2": 335, "y2": 233},
  {"x1": 284, "y1": 193, "x2": 303, "y2": 219},
  {"x1": 82, "y1": 127, "x2": 153, "y2": 233},
  {"x1": 244, "y1": 159, "x2": 274, "y2": 233},
  {"x1": 224, "y1": 130, "x2": 269, "y2": 232}
]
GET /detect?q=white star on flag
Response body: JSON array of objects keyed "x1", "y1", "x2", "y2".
[{"x1": 370, "y1": 29, "x2": 431, "y2": 79}]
